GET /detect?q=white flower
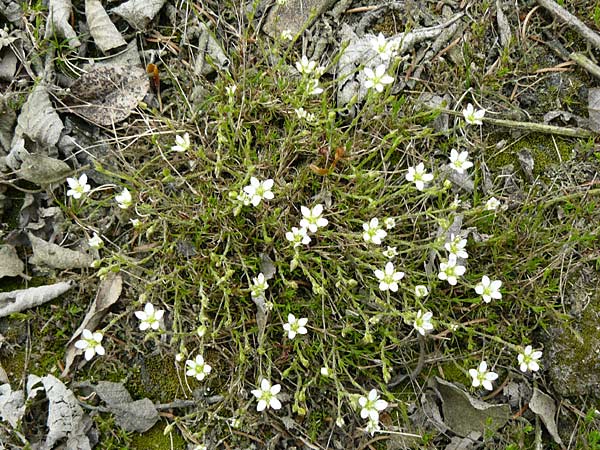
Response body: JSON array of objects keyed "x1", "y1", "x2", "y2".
[
  {"x1": 283, "y1": 313, "x2": 308, "y2": 339},
  {"x1": 405, "y1": 163, "x2": 434, "y2": 191},
  {"x1": 469, "y1": 361, "x2": 498, "y2": 391},
  {"x1": 382, "y1": 246, "x2": 397, "y2": 259},
  {"x1": 336, "y1": 417, "x2": 345, "y2": 427},
  {"x1": 448, "y1": 149, "x2": 474, "y2": 174},
  {"x1": 276, "y1": 0, "x2": 287, "y2": 4},
  {"x1": 371, "y1": 32, "x2": 397, "y2": 60},
  {"x1": 115, "y1": 188, "x2": 133, "y2": 209},
  {"x1": 296, "y1": 55, "x2": 317, "y2": 75},
  {"x1": 134, "y1": 302, "x2": 165, "y2": 331},
  {"x1": 285, "y1": 226, "x2": 311, "y2": 248},
  {"x1": 225, "y1": 85, "x2": 237, "y2": 97},
  {"x1": 485, "y1": 197, "x2": 501, "y2": 211},
  {"x1": 294, "y1": 107, "x2": 316, "y2": 122},
  {"x1": 243, "y1": 177, "x2": 274, "y2": 207},
  {"x1": 320, "y1": 367, "x2": 331, "y2": 377},
  {"x1": 414, "y1": 285, "x2": 429, "y2": 298},
  {"x1": 300, "y1": 204, "x2": 328, "y2": 233},
  {"x1": 518, "y1": 345, "x2": 543, "y2": 372},
  {"x1": 373, "y1": 261, "x2": 404, "y2": 292},
  {"x1": 358, "y1": 389, "x2": 388, "y2": 421},
  {"x1": 251, "y1": 273, "x2": 268, "y2": 299},
  {"x1": 251, "y1": 379, "x2": 282, "y2": 412},
  {"x1": 307, "y1": 79, "x2": 323, "y2": 95},
  {"x1": 445, "y1": 234, "x2": 468, "y2": 259},
  {"x1": 365, "y1": 417, "x2": 381, "y2": 435},
  {"x1": 88, "y1": 232, "x2": 104, "y2": 250},
  {"x1": 236, "y1": 191, "x2": 252, "y2": 206},
  {"x1": 171, "y1": 133, "x2": 190, "y2": 152},
  {"x1": 383, "y1": 217, "x2": 396, "y2": 229},
  {"x1": 130, "y1": 218, "x2": 141, "y2": 228},
  {"x1": 363, "y1": 65, "x2": 394, "y2": 93},
  {"x1": 450, "y1": 196, "x2": 462, "y2": 210},
  {"x1": 413, "y1": 310, "x2": 434, "y2": 336},
  {"x1": 462, "y1": 103, "x2": 485, "y2": 125},
  {"x1": 66, "y1": 173, "x2": 91, "y2": 199},
  {"x1": 438, "y1": 254, "x2": 466, "y2": 286},
  {"x1": 197, "y1": 325, "x2": 207, "y2": 337},
  {"x1": 175, "y1": 353, "x2": 184, "y2": 362},
  {"x1": 74, "y1": 329, "x2": 105, "y2": 361},
  {"x1": 362, "y1": 218, "x2": 387, "y2": 245},
  {"x1": 185, "y1": 355, "x2": 212, "y2": 381},
  {"x1": 475, "y1": 275, "x2": 502, "y2": 303},
  {"x1": 192, "y1": 445, "x2": 207, "y2": 450},
  {"x1": 281, "y1": 29, "x2": 293, "y2": 40}
]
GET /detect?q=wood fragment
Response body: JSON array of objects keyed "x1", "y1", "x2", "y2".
[{"x1": 536, "y1": 0, "x2": 600, "y2": 50}]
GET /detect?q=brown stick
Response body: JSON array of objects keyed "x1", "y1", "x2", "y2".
[{"x1": 536, "y1": 0, "x2": 600, "y2": 50}]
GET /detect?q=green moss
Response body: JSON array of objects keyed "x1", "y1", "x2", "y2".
[
  {"x1": 125, "y1": 354, "x2": 189, "y2": 403},
  {"x1": 129, "y1": 423, "x2": 185, "y2": 450},
  {"x1": 487, "y1": 134, "x2": 574, "y2": 176}
]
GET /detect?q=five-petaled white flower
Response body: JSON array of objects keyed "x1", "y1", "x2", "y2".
[
  {"x1": 413, "y1": 310, "x2": 434, "y2": 336},
  {"x1": 283, "y1": 313, "x2": 308, "y2": 339},
  {"x1": 382, "y1": 246, "x2": 397, "y2": 259},
  {"x1": 485, "y1": 197, "x2": 501, "y2": 211},
  {"x1": 74, "y1": 329, "x2": 105, "y2": 361},
  {"x1": 358, "y1": 389, "x2": 388, "y2": 421},
  {"x1": 115, "y1": 188, "x2": 133, "y2": 209},
  {"x1": 171, "y1": 133, "x2": 190, "y2": 152},
  {"x1": 285, "y1": 226, "x2": 311, "y2": 247},
  {"x1": 448, "y1": 149, "x2": 474, "y2": 174},
  {"x1": 383, "y1": 217, "x2": 396, "y2": 230},
  {"x1": 517, "y1": 345, "x2": 542, "y2": 372},
  {"x1": 66, "y1": 173, "x2": 91, "y2": 199},
  {"x1": 300, "y1": 204, "x2": 328, "y2": 233},
  {"x1": 307, "y1": 79, "x2": 323, "y2": 95},
  {"x1": 463, "y1": 103, "x2": 485, "y2": 125},
  {"x1": 374, "y1": 261, "x2": 404, "y2": 292},
  {"x1": 296, "y1": 55, "x2": 317, "y2": 75},
  {"x1": 362, "y1": 218, "x2": 387, "y2": 245},
  {"x1": 185, "y1": 355, "x2": 212, "y2": 381},
  {"x1": 475, "y1": 275, "x2": 502, "y2": 303},
  {"x1": 469, "y1": 361, "x2": 498, "y2": 391},
  {"x1": 251, "y1": 273, "x2": 269, "y2": 299},
  {"x1": 414, "y1": 285, "x2": 429, "y2": 298},
  {"x1": 134, "y1": 302, "x2": 165, "y2": 331},
  {"x1": 445, "y1": 234, "x2": 468, "y2": 259},
  {"x1": 88, "y1": 232, "x2": 104, "y2": 250},
  {"x1": 281, "y1": 29, "x2": 293, "y2": 41},
  {"x1": 363, "y1": 65, "x2": 394, "y2": 93},
  {"x1": 371, "y1": 32, "x2": 397, "y2": 61},
  {"x1": 405, "y1": 163, "x2": 434, "y2": 191},
  {"x1": 251, "y1": 379, "x2": 282, "y2": 412},
  {"x1": 294, "y1": 107, "x2": 316, "y2": 122},
  {"x1": 243, "y1": 177, "x2": 274, "y2": 207},
  {"x1": 438, "y1": 254, "x2": 466, "y2": 286}
]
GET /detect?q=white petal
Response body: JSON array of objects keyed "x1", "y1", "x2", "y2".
[{"x1": 270, "y1": 397, "x2": 282, "y2": 410}]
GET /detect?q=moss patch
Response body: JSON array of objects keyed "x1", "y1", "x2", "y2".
[{"x1": 129, "y1": 422, "x2": 186, "y2": 450}]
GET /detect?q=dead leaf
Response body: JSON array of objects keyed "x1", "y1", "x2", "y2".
[
  {"x1": 46, "y1": 0, "x2": 81, "y2": 47},
  {"x1": 588, "y1": 87, "x2": 600, "y2": 133},
  {"x1": 529, "y1": 387, "x2": 563, "y2": 446},
  {"x1": 0, "y1": 374, "x2": 43, "y2": 428},
  {"x1": 17, "y1": 83, "x2": 64, "y2": 147},
  {"x1": 17, "y1": 153, "x2": 72, "y2": 185},
  {"x1": 92, "y1": 381, "x2": 159, "y2": 433},
  {"x1": 85, "y1": 0, "x2": 126, "y2": 53},
  {"x1": 63, "y1": 273, "x2": 122, "y2": 376},
  {"x1": 259, "y1": 253, "x2": 276, "y2": 281},
  {"x1": 41, "y1": 374, "x2": 92, "y2": 450},
  {"x1": 0, "y1": 95, "x2": 17, "y2": 152},
  {"x1": 193, "y1": 23, "x2": 230, "y2": 76},
  {"x1": 0, "y1": 46, "x2": 18, "y2": 81},
  {"x1": 0, "y1": 281, "x2": 73, "y2": 318},
  {"x1": 28, "y1": 233, "x2": 93, "y2": 269},
  {"x1": 0, "y1": 244, "x2": 25, "y2": 278},
  {"x1": 432, "y1": 377, "x2": 511, "y2": 437},
  {"x1": 111, "y1": 0, "x2": 166, "y2": 31},
  {"x1": 66, "y1": 65, "x2": 149, "y2": 126}
]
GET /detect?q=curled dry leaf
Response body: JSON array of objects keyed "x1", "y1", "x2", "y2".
[
  {"x1": 111, "y1": 0, "x2": 166, "y2": 31},
  {"x1": 0, "y1": 281, "x2": 73, "y2": 318},
  {"x1": 85, "y1": 0, "x2": 126, "y2": 53},
  {"x1": 529, "y1": 388, "x2": 564, "y2": 446},
  {"x1": 17, "y1": 83, "x2": 64, "y2": 148},
  {"x1": 46, "y1": 0, "x2": 81, "y2": 47},
  {"x1": 65, "y1": 65, "x2": 149, "y2": 126},
  {"x1": 28, "y1": 233, "x2": 93, "y2": 269},
  {"x1": 17, "y1": 153, "x2": 72, "y2": 185},
  {"x1": 0, "y1": 244, "x2": 25, "y2": 278},
  {"x1": 588, "y1": 87, "x2": 600, "y2": 133}
]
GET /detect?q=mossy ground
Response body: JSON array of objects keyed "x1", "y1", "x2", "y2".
[{"x1": 1, "y1": 0, "x2": 600, "y2": 449}]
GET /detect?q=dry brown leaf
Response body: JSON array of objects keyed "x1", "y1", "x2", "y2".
[
  {"x1": 85, "y1": 0, "x2": 126, "y2": 53},
  {"x1": 66, "y1": 65, "x2": 149, "y2": 126}
]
